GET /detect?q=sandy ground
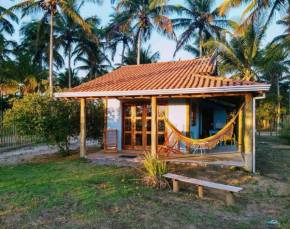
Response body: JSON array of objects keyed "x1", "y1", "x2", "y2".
[{"x1": 0, "y1": 140, "x2": 100, "y2": 166}]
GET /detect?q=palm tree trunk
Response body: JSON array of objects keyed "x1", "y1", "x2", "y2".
[
  {"x1": 137, "y1": 28, "x2": 142, "y2": 65},
  {"x1": 90, "y1": 66, "x2": 93, "y2": 81},
  {"x1": 277, "y1": 76, "x2": 281, "y2": 133},
  {"x1": 49, "y1": 9, "x2": 54, "y2": 97},
  {"x1": 68, "y1": 45, "x2": 72, "y2": 88},
  {"x1": 199, "y1": 29, "x2": 202, "y2": 58},
  {"x1": 121, "y1": 40, "x2": 126, "y2": 66}
]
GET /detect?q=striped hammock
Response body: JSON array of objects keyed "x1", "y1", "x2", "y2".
[{"x1": 158, "y1": 103, "x2": 244, "y2": 150}]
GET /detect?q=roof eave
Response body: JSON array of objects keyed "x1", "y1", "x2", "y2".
[{"x1": 54, "y1": 85, "x2": 271, "y2": 98}]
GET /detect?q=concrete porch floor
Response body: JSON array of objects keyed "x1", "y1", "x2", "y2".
[{"x1": 85, "y1": 145, "x2": 245, "y2": 167}]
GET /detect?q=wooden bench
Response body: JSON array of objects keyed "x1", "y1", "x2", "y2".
[{"x1": 163, "y1": 173, "x2": 243, "y2": 205}]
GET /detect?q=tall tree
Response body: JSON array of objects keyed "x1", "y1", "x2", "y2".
[
  {"x1": 205, "y1": 20, "x2": 266, "y2": 81},
  {"x1": 120, "y1": 45, "x2": 160, "y2": 66},
  {"x1": 112, "y1": 0, "x2": 173, "y2": 65},
  {"x1": 0, "y1": 6, "x2": 18, "y2": 35},
  {"x1": 20, "y1": 19, "x2": 64, "y2": 70},
  {"x1": 0, "y1": 33, "x2": 17, "y2": 95},
  {"x1": 0, "y1": 33, "x2": 17, "y2": 62},
  {"x1": 1, "y1": 47, "x2": 48, "y2": 95},
  {"x1": 1, "y1": 0, "x2": 100, "y2": 96},
  {"x1": 54, "y1": 0, "x2": 100, "y2": 88},
  {"x1": 74, "y1": 45, "x2": 112, "y2": 80},
  {"x1": 172, "y1": 0, "x2": 228, "y2": 58},
  {"x1": 73, "y1": 21, "x2": 112, "y2": 80},
  {"x1": 106, "y1": 12, "x2": 133, "y2": 66},
  {"x1": 259, "y1": 43, "x2": 290, "y2": 130},
  {"x1": 57, "y1": 68, "x2": 81, "y2": 88},
  {"x1": 270, "y1": 16, "x2": 290, "y2": 54},
  {"x1": 218, "y1": 0, "x2": 289, "y2": 33}
]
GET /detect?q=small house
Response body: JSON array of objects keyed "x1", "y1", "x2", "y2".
[{"x1": 55, "y1": 56, "x2": 270, "y2": 172}]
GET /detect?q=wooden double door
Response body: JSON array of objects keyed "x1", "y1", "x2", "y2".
[{"x1": 122, "y1": 102, "x2": 167, "y2": 150}]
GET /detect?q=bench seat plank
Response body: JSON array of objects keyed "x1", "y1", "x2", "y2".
[{"x1": 163, "y1": 173, "x2": 243, "y2": 193}]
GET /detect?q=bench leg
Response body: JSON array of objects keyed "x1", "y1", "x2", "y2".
[
  {"x1": 172, "y1": 179, "x2": 179, "y2": 193},
  {"x1": 226, "y1": 191, "x2": 235, "y2": 205},
  {"x1": 198, "y1": 185, "x2": 204, "y2": 198}
]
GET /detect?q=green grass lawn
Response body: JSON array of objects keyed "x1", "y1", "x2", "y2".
[{"x1": 0, "y1": 136, "x2": 289, "y2": 229}]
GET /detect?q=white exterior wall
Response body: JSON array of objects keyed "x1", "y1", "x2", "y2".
[
  {"x1": 107, "y1": 99, "x2": 122, "y2": 150},
  {"x1": 168, "y1": 99, "x2": 187, "y2": 153}
]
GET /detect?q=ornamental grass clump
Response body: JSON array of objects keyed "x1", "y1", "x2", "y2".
[{"x1": 140, "y1": 152, "x2": 169, "y2": 189}]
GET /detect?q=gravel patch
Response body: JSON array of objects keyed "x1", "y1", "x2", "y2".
[
  {"x1": 89, "y1": 158, "x2": 141, "y2": 167},
  {"x1": 0, "y1": 139, "x2": 100, "y2": 166}
]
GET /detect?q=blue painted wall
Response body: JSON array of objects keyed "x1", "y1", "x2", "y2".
[
  {"x1": 189, "y1": 98, "x2": 200, "y2": 140},
  {"x1": 199, "y1": 100, "x2": 227, "y2": 135}
]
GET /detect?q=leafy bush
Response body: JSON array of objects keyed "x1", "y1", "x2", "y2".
[
  {"x1": 3, "y1": 94, "x2": 104, "y2": 156},
  {"x1": 86, "y1": 100, "x2": 104, "y2": 140},
  {"x1": 278, "y1": 123, "x2": 290, "y2": 144},
  {"x1": 140, "y1": 152, "x2": 169, "y2": 189}
]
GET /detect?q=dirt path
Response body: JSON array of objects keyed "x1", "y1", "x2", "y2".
[{"x1": 0, "y1": 140, "x2": 99, "y2": 166}]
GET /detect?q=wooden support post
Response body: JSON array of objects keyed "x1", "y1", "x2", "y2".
[
  {"x1": 186, "y1": 99, "x2": 190, "y2": 154},
  {"x1": 80, "y1": 98, "x2": 86, "y2": 157},
  {"x1": 151, "y1": 96, "x2": 157, "y2": 158},
  {"x1": 172, "y1": 179, "x2": 179, "y2": 193},
  {"x1": 103, "y1": 98, "x2": 107, "y2": 149},
  {"x1": 238, "y1": 107, "x2": 243, "y2": 152},
  {"x1": 244, "y1": 93, "x2": 253, "y2": 172},
  {"x1": 198, "y1": 185, "x2": 204, "y2": 198},
  {"x1": 104, "y1": 98, "x2": 107, "y2": 130},
  {"x1": 225, "y1": 191, "x2": 235, "y2": 205}
]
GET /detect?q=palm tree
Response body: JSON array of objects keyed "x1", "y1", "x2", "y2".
[
  {"x1": 270, "y1": 16, "x2": 290, "y2": 54},
  {"x1": 112, "y1": 0, "x2": 173, "y2": 65},
  {"x1": 120, "y1": 45, "x2": 160, "y2": 66},
  {"x1": 218, "y1": 0, "x2": 288, "y2": 33},
  {"x1": 180, "y1": 33, "x2": 220, "y2": 58},
  {"x1": 106, "y1": 12, "x2": 133, "y2": 66},
  {"x1": 57, "y1": 68, "x2": 81, "y2": 88},
  {"x1": 54, "y1": 0, "x2": 101, "y2": 88},
  {"x1": 0, "y1": 33, "x2": 17, "y2": 94},
  {"x1": 1, "y1": 47, "x2": 48, "y2": 95},
  {"x1": 1, "y1": 0, "x2": 100, "y2": 96},
  {"x1": 73, "y1": 26, "x2": 112, "y2": 80},
  {"x1": 205, "y1": 20, "x2": 266, "y2": 81},
  {"x1": 0, "y1": 34, "x2": 17, "y2": 62},
  {"x1": 74, "y1": 45, "x2": 112, "y2": 80},
  {"x1": 0, "y1": 6, "x2": 18, "y2": 35},
  {"x1": 172, "y1": 0, "x2": 228, "y2": 58},
  {"x1": 258, "y1": 43, "x2": 290, "y2": 131},
  {"x1": 20, "y1": 19, "x2": 64, "y2": 70}
]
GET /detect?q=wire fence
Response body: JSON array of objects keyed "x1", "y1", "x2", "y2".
[{"x1": 0, "y1": 122, "x2": 36, "y2": 150}]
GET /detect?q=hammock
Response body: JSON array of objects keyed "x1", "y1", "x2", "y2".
[{"x1": 158, "y1": 103, "x2": 245, "y2": 151}]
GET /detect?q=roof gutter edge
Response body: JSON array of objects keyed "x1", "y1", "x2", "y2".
[{"x1": 54, "y1": 85, "x2": 271, "y2": 98}]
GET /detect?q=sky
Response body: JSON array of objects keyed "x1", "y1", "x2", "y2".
[{"x1": 1, "y1": 0, "x2": 284, "y2": 78}]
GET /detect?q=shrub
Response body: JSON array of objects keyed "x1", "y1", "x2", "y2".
[
  {"x1": 140, "y1": 152, "x2": 169, "y2": 189},
  {"x1": 278, "y1": 123, "x2": 290, "y2": 144},
  {"x1": 3, "y1": 94, "x2": 104, "y2": 156}
]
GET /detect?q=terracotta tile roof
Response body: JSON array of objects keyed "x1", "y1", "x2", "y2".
[{"x1": 69, "y1": 58, "x2": 265, "y2": 92}]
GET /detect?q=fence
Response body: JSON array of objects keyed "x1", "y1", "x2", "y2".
[
  {"x1": 0, "y1": 124, "x2": 36, "y2": 150},
  {"x1": 282, "y1": 115, "x2": 290, "y2": 125}
]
